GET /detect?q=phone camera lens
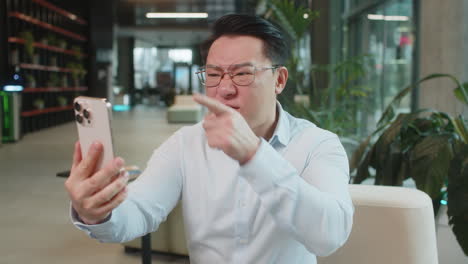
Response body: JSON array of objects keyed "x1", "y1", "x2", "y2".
[
  {"x1": 75, "y1": 114, "x2": 83, "y2": 124},
  {"x1": 74, "y1": 102, "x2": 81, "y2": 112},
  {"x1": 83, "y1": 109, "x2": 90, "y2": 119}
]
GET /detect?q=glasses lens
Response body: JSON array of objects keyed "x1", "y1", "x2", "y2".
[
  {"x1": 198, "y1": 65, "x2": 256, "y2": 87},
  {"x1": 203, "y1": 67, "x2": 223, "y2": 87},
  {"x1": 231, "y1": 65, "x2": 255, "y2": 86}
]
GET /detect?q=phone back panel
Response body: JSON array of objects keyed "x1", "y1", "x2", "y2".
[{"x1": 74, "y1": 96, "x2": 114, "y2": 170}]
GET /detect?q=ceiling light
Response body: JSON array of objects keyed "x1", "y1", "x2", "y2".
[
  {"x1": 384, "y1": 15, "x2": 409, "y2": 21},
  {"x1": 146, "y1": 12, "x2": 208, "y2": 19},
  {"x1": 368, "y1": 14, "x2": 385, "y2": 20},
  {"x1": 368, "y1": 14, "x2": 409, "y2": 21},
  {"x1": 3, "y1": 85, "x2": 23, "y2": 92}
]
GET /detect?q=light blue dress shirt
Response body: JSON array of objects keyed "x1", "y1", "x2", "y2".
[{"x1": 73, "y1": 103, "x2": 354, "y2": 264}]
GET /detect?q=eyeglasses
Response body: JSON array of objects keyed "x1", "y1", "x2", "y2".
[{"x1": 195, "y1": 64, "x2": 280, "y2": 87}]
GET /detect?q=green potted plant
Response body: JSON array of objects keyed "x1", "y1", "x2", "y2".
[
  {"x1": 10, "y1": 48, "x2": 19, "y2": 65},
  {"x1": 33, "y1": 98, "x2": 45, "y2": 110},
  {"x1": 260, "y1": 0, "x2": 319, "y2": 96},
  {"x1": 19, "y1": 31, "x2": 34, "y2": 62},
  {"x1": 47, "y1": 73, "x2": 60, "y2": 87},
  {"x1": 351, "y1": 74, "x2": 468, "y2": 255},
  {"x1": 46, "y1": 33, "x2": 58, "y2": 46},
  {"x1": 57, "y1": 96, "x2": 67, "y2": 107},
  {"x1": 33, "y1": 53, "x2": 40, "y2": 65},
  {"x1": 67, "y1": 62, "x2": 78, "y2": 84},
  {"x1": 75, "y1": 63, "x2": 87, "y2": 87},
  {"x1": 61, "y1": 75, "x2": 68, "y2": 87},
  {"x1": 25, "y1": 74, "x2": 36, "y2": 88},
  {"x1": 276, "y1": 54, "x2": 373, "y2": 156},
  {"x1": 71, "y1": 45, "x2": 84, "y2": 60},
  {"x1": 77, "y1": 64, "x2": 87, "y2": 81},
  {"x1": 309, "y1": 55, "x2": 373, "y2": 134},
  {"x1": 57, "y1": 39, "x2": 67, "y2": 49},
  {"x1": 50, "y1": 55, "x2": 57, "y2": 67},
  {"x1": 67, "y1": 62, "x2": 87, "y2": 87}
]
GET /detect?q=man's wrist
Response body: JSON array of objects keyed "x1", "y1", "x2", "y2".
[
  {"x1": 240, "y1": 137, "x2": 261, "y2": 165},
  {"x1": 81, "y1": 214, "x2": 110, "y2": 225},
  {"x1": 75, "y1": 209, "x2": 110, "y2": 225}
]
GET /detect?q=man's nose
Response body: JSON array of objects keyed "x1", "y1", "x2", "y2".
[{"x1": 218, "y1": 74, "x2": 237, "y2": 98}]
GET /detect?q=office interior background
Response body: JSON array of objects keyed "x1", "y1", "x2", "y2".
[{"x1": 0, "y1": 0, "x2": 467, "y2": 263}]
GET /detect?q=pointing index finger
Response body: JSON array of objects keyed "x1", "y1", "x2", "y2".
[{"x1": 193, "y1": 93, "x2": 232, "y2": 115}]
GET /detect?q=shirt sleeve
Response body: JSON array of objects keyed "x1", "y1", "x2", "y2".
[
  {"x1": 239, "y1": 133, "x2": 354, "y2": 256},
  {"x1": 71, "y1": 130, "x2": 184, "y2": 243}
]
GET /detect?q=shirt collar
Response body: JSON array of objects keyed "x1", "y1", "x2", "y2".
[{"x1": 268, "y1": 101, "x2": 290, "y2": 146}]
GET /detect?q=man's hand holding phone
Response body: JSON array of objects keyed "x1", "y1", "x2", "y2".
[{"x1": 65, "y1": 141, "x2": 129, "y2": 225}]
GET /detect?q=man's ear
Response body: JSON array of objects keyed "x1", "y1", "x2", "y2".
[{"x1": 274, "y1": 67, "x2": 288, "y2": 95}]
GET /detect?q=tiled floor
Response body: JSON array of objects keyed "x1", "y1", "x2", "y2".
[{"x1": 0, "y1": 105, "x2": 189, "y2": 264}]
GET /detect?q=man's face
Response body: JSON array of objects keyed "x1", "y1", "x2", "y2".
[{"x1": 205, "y1": 35, "x2": 286, "y2": 131}]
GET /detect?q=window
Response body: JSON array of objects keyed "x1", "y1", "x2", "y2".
[{"x1": 345, "y1": 0, "x2": 415, "y2": 134}]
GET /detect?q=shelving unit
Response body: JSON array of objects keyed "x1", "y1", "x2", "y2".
[
  {"x1": 23, "y1": 87, "x2": 87, "y2": 93},
  {"x1": 4, "y1": 0, "x2": 89, "y2": 134},
  {"x1": 8, "y1": 37, "x2": 86, "y2": 57},
  {"x1": 8, "y1": 11, "x2": 87, "y2": 41},
  {"x1": 21, "y1": 105, "x2": 73, "y2": 117}
]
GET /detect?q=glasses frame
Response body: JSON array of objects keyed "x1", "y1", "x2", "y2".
[{"x1": 195, "y1": 64, "x2": 280, "y2": 87}]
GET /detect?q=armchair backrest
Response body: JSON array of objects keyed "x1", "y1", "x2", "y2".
[{"x1": 318, "y1": 184, "x2": 438, "y2": 264}]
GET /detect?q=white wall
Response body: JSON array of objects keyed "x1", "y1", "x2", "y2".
[{"x1": 418, "y1": 0, "x2": 468, "y2": 116}]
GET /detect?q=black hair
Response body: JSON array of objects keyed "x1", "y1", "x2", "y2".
[{"x1": 200, "y1": 14, "x2": 290, "y2": 65}]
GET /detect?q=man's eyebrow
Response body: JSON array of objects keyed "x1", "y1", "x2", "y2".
[
  {"x1": 205, "y1": 64, "x2": 222, "y2": 68},
  {"x1": 205, "y1": 62, "x2": 254, "y2": 68},
  {"x1": 229, "y1": 62, "x2": 254, "y2": 68}
]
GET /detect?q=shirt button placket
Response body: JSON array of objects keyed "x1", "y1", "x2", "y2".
[{"x1": 236, "y1": 177, "x2": 250, "y2": 247}]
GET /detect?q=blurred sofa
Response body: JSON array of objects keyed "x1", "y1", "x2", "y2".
[
  {"x1": 166, "y1": 95, "x2": 203, "y2": 123},
  {"x1": 318, "y1": 184, "x2": 438, "y2": 264},
  {"x1": 123, "y1": 201, "x2": 188, "y2": 256},
  {"x1": 123, "y1": 184, "x2": 438, "y2": 263}
]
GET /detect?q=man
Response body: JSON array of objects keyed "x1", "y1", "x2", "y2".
[{"x1": 65, "y1": 14, "x2": 353, "y2": 263}]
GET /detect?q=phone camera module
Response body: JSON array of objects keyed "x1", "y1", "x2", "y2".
[
  {"x1": 75, "y1": 114, "x2": 83, "y2": 124},
  {"x1": 74, "y1": 102, "x2": 81, "y2": 112},
  {"x1": 83, "y1": 109, "x2": 90, "y2": 119}
]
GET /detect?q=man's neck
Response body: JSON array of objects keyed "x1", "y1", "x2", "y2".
[{"x1": 253, "y1": 106, "x2": 279, "y2": 141}]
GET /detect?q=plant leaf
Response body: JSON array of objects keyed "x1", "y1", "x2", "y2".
[
  {"x1": 447, "y1": 143, "x2": 468, "y2": 256},
  {"x1": 353, "y1": 114, "x2": 409, "y2": 184},
  {"x1": 451, "y1": 115, "x2": 468, "y2": 144},
  {"x1": 454, "y1": 82, "x2": 468, "y2": 106},
  {"x1": 267, "y1": 0, "x2": 318, "y2": 40},
  {"x1": 409, "y1": 135, "x2": 453, "y2": 199},
  {"x1": 268, "y1": 1, "x2": 297, "y2": 40},
  {"x1": 354, "y1": 144, "x2": 374, "y2": 184},
  {"x1": 350, "y1": 134, "x2": 372, "y2": 172},
  {"x1": 375, "y1": 141, "x2": 404, "y2": 186},
  {"x1": 377, "y1": 73, "x2": 462, "y2": 128}
]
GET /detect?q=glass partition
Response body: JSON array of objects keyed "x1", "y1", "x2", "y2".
[{"x1": 345, "y1": 0, "x2": 415, "y2": 135}]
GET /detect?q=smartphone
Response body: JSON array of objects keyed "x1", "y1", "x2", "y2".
[{"x1": 74, "y1": 96, "x2": 114, "y2": 171}]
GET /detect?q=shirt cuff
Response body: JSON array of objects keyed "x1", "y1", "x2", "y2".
[{"x1": 70, "y1": 204, "x2": 116, "y2": 240}]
